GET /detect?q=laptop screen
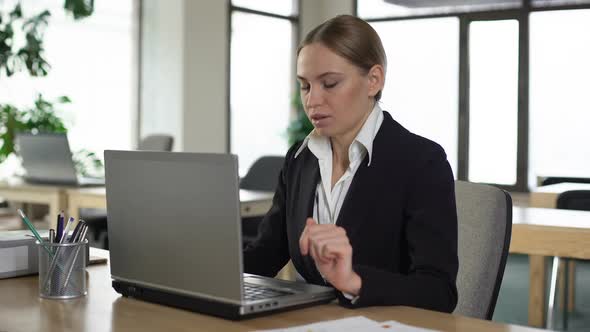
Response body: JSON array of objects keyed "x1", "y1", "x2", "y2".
[
  {"x1": 16, "y1": 133, "x2": 79, "y2": 184},
  {"x1": 105, "y1": 150, "x2": 244, "y2": 303}
]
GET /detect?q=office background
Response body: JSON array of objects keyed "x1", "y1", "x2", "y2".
[
  {"x1": 1, "y1": 0, "x2": 588, "y2": 188},
  {"x1": 1, "y1": 0, "x2": 590, "y2": 330}
]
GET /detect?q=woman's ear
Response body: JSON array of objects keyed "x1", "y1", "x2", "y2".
[{"x1": 367, "y1": 64, "x2": 385, "y2": 99}]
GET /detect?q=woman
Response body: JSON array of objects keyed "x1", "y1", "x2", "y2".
[{"x1": 243, "y1": 15, "x2": 458, "y2": 313}]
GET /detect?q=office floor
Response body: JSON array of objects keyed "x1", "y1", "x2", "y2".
[{"x1": 493, "y1": 254, "x2": 590, "y2": 331}]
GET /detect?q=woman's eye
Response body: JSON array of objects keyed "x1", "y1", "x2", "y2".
[
  {"x1": 324, "y1": 81, "x2": 338, "y2": 89},
  {"x1": 300, "y1": 84, "x2": 310, "y2": 91}
]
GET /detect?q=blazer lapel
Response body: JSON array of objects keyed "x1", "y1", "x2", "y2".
[
  {"x1": 335, "y1": 113, "x2": 397, "y2": 244},
  {"x1": 293, "y1": 151, "x2": 325, "y2": 284},
  {"x1": 334, "y1": 153, "x2": 372, "y2": 241}
]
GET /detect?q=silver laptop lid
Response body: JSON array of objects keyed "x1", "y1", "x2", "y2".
[
  {"x1": 105, "y1": 150, "x2": 244, "y2": 304},
  {"x1": 16, "y1": 133, "x2": 78, "y2": 184}
]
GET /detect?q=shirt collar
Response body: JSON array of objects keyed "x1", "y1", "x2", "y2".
[{"x1": 294, "y1": 103, "x2": 383, "y2": 166}]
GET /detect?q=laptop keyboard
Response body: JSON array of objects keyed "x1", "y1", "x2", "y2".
[{"x1": 243, "y1": 282, "x2": 294, "y2": 301}]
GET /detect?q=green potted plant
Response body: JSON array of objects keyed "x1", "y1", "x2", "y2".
[
  {"x1": 286, "y1": 85, "x2": 313, "y2": 147},
  {"x1": 0, "y1": 1, "x2": 99, "y2": 177}
]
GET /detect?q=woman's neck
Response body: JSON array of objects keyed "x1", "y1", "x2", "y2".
[
  {"x1": 330, "y1": 138, "x2": 351, "y2": 170},
  {"x1": 330, "y1": 101, "x2": 375, "y2": 169}
]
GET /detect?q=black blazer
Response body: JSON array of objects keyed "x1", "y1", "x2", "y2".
[{"x1": 243, "y1": 111, "x2": 458, "y2": 313}]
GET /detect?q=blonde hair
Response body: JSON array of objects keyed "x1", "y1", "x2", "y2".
[{"x1": 298, "y1": 15, "x2": 387, "y2": 101}]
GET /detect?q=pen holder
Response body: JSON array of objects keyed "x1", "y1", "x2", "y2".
[{"x1": 37, "y1": 240, "x2": 88, "y2": 299}]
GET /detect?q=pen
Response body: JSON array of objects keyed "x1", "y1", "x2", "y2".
[
  {"x1": 61, "y1": 225, "x2": 89, "y2": 292},
  {"x1": 49, "y1": 229, "x2": 55, "y2": 244},
  {"x1": 17, "y1": 209, "x2": 51, "y2": 255},
  {"x1": 60, "y1": 217, "x2": 75, "y2": 244},
  {"x1": 69, "y1": 220, "x2": 86, "y2": 243},
  {"x1": 56, "y1": 211, "x2": 64, "y2": 242}
]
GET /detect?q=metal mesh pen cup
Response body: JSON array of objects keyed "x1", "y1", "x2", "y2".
[{"x1": 37, "y1": 240, "x2": 88, "y2": 299}]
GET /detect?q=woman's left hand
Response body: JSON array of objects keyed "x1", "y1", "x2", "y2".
[{"x1": 299, "y1": 218, "x2": 362, "y2": 295}]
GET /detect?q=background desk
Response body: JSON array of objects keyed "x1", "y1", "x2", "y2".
[
  {"x1": 0, "y1": 179, "x2": 68, "y2": 228},
  {"x1": 66, "y1": 188, "x2": 274, "y2": 220},
  {"x1": 0, "y1": 180, "x2": 273, "y2": 228},
  {"x1": 530, "y1": 183, "x2": 590, "y2": 208},
  {"x1": 0, "y1": 248, "x2": 548, "y2": 332},
  {"x1": 511, "y1": 207, "x2": 590, "y2": 327},
  {"x1": 521, "y1": 182, "x2": 590, "y2": 325}
]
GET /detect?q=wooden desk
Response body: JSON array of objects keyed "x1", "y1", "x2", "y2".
[
  {"x1": 0, "y1": 179, "x2": 68, "y2": 228},
  {"x1": 0, "y1": 248, "x2": 548, "y2": 332},
  {"x1": 66, "y1": 188, "x2": 274, "y2": 220},
  {"x1": 530, "y1": 182, "x2": 590, "y2": 208},
  {"x1": 511, "y1": 207, "x2": 590, "y2": 327},
  {"x1": 66, "y1": 187, "x2": 107, "y2": 221}
]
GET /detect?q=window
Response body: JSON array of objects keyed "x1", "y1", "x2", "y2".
[
  {"x1": 468, "y1": 20, "x2": 519, "y2": 185},
  {"x1": 529, "y1": 9, "x2": 590, "y2": 185},
  {"x1": 371, "y1": 18, "x2": 460, "y2": 175},
  {"x1": 229, "y1": 1, "x2": 298, "y2": 176},
  {"x1": 0, "y1": 0, "x2": 139, "y2": 170}
]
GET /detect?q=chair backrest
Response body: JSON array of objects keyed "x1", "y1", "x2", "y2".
[
  {"x1": 453, "y1": 180, "x2": 512, "y2": 320},
  {"x1": 556, "y1": 190, "x2": 590, "y2": 211},
  {"x1": 138, "y1": 134, "x2": 174, "y2": 151},
  {"x1": 239, "y1": 156, "x2": 284, "y2": 191}
]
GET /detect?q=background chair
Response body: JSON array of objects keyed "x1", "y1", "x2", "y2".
[
  {"x1": 137, "y1": 134, "x2": 174, "y2": 151},
  {"x1": 239, "y1": 156, "x2": 285, "y2": 191},
  {"x1": 84, "y1": 134, "x2": 174, "y2": 249},
  {"x1": 239, "y1": 156, "x2": 284, "y2": 246},
  {"x1": 557, "y1": 190, "x2": 590, "y2": 211},
  {"x1": 453, "y1": 180, "x2": 512, "y2": 320}
]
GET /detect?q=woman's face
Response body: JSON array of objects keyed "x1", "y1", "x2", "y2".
[{"x1": 296, "y1": 42, "x2": 383, "y2": 139}]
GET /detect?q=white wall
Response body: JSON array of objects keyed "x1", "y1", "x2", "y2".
[
  {"x1": 183, "y1": 0, "x2": 228, "y2": 153},
  {"x1": 140, "y1": 0, "x2": 227, "y2": 152},
  {"x1": 140, "y1": 0, "x2": 184, "y2": 150},
  {"x1": 300, "y1": 0, "x2": 354, "y2": 36},
  {"x1": 140, "y1": 0, "x2": 353, "y2": 152}
]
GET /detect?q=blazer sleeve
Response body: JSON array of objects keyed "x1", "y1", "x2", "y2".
[
  {"x1": 242, "y1": 151, "x2": 293, "y2": 277},
  {"x1": 339, "y1": 147, "x2": 459, "y2": 313}
]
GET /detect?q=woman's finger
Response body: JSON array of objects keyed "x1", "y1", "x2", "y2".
[
  {"x1": 299, "y1": 218, "x2": 317, "y2": 255},
  {"x1": 311, "y1": 234, "x2": 350, "y2": 262}
]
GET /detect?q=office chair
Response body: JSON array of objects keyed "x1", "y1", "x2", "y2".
[
  {"x1": 137, "y1": 134, "x2": 174, "y2": 151},
  {"x1": 83, "y1": 134, "x2": 175, "y2": 249},
  {"x1": 545, "y1": 190, "x2": 590, "y2": 330},
  {"x1": 453, "y1": 180, "x2": 512, "y2": 320},
  {"x1": 239, "y1": 156, "x2": 285, "y2": 191},
  {"x1": 239, "y1": 156, "x2": 284, "y2": 246}
]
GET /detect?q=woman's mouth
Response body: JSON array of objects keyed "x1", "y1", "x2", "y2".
[{"x1": 310, "y1": 113, "x2": 331, "y2": 128}]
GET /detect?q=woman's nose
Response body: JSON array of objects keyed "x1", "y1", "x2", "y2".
[{"x1": 305, "y1": 86, "x2": 323, "y2": 109}]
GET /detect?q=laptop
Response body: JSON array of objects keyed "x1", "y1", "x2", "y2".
[
  {"x1": 16, "y1": 133, "x2": 104, "y2": 187},
  {"x1": 104, "y1": 150, "x2": 335, "y2": 320}
]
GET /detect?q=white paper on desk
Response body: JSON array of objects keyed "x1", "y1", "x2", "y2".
[
  {"x1": 253, "y1": 316, "x2": 440, "y2": 332},
  {"x1": 377, "y1": 320, "x2": 440, "y2": 332},
  {"x1": 253, "y1": 316, "x2": 380, "y2": 332}
]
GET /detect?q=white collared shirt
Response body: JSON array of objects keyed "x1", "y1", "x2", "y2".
[{"x1": 295, "y1": 103, "x2": 384, "y2": 226}]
